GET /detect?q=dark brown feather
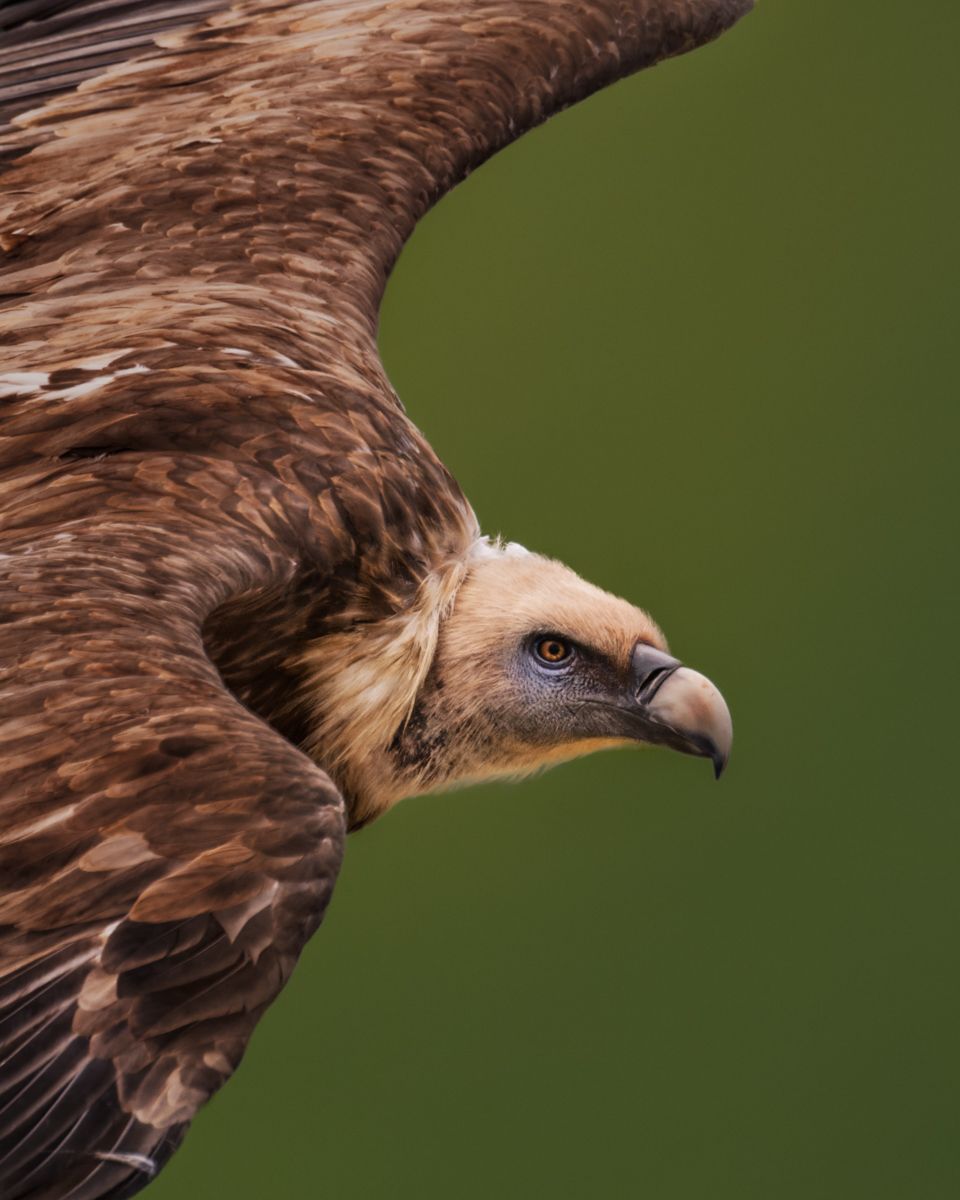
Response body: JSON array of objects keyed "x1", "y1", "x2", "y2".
[
  {"x1": 0, "y1": 1, "x2": 232, "y2": 157},
  {"x1": 0, "y1": 1, "x2": 752, "y2": 1196}
]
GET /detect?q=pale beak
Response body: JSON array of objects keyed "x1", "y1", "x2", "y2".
[{"x1": 629, "y1": 643, "x2": 733, "y2": 778}]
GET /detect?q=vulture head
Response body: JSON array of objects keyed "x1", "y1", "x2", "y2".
[
  {"x1": 395, "y1": 546, "x2": 731, "y2": 786},
  {"x1": 303, "y1": 543, "x2": 733, "y2": 827}
]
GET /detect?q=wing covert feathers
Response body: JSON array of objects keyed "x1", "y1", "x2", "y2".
[
  {"x1": 0, "y1": 494, "x2": 345, "y2": 1199},
  {"x1": 0, "y1": 1, "x2": 752, "y2": 1196},
  {"x1": 1, "y1": 0, "x2": 753, "y2": 345}
]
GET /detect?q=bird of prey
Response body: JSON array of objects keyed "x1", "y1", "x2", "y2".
[{"x1": 0, "y1": 0, "x2": 748, "y2": 1195}]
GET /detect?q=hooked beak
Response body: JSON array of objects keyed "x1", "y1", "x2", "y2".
[{"x1": 626, "y1": 643, "x2": 733, "y2": 779}]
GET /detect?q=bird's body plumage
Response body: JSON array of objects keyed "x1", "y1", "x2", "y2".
[{"x1": 0, "y1": 1, "x2": 748, "y2": 1195}]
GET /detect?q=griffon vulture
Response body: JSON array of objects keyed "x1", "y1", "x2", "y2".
[{"x1": 0, "y1": 0, "x2": 747, "y2": 1195}]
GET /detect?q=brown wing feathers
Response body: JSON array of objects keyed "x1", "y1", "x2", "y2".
[
  {"x1": 0, "y1": 2, "x2": 231, "y2": 157},
  {"x1": 0, "y1": 1, "x2": 752, "y2": 1196},
  {"x1": 0, "y1": 488, "x2": 346, "y2": 1198}
]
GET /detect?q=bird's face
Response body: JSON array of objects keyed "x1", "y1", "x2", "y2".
[{"x1": 391, "y1": 551, "x2": 732, "y2": 795}]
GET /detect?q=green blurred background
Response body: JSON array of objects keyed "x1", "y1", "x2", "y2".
[{"x1": 158, "y1": 2, "x2": 959, "y2": 1196}]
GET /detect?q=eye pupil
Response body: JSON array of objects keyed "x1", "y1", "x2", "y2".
[{"x1": 535, "y1": 637, "x2": 572, "y2": 665}]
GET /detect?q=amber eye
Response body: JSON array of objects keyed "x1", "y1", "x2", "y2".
[{"x1": 533, "y1": 636, "x2": 574, "y2": 667}]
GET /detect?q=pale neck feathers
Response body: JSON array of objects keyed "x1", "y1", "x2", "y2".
[{"x1": 297, "y1": 551, "x2": 468, "y2": 824}]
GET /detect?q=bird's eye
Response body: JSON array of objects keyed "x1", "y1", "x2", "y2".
[{"x1": 533, "y1": 636, "x2": 575, "y2": 667}]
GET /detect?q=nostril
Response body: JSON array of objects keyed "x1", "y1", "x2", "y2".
[
  {"x1": 631, "y1": 642, "x2": 682, "y2": 704},
  {"x1": 636, "y1": 664, "x2": 679, "y2": 704}
]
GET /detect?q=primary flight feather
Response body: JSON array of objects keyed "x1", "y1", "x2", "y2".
[{"x1": 0, "y1": 0, "x2": 747, "y2": 1195}]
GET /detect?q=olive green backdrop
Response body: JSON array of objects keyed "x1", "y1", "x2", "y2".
[{"x1": 155, "y1": 2, "x2": 959, "y2": 1197}]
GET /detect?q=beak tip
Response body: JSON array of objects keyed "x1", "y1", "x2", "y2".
[{"x1": 642, "y1": 664, "x2": 732, "y2": 782}]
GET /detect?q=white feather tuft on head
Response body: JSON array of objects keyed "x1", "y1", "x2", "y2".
[{"x1": 469, "y1": 535, "x2": 530, "y2": 561}]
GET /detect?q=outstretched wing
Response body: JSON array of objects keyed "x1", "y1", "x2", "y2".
[
  {"x1": 0, "y1": 0, "x2": 753, "y2": 614},
  {"x1": 0, "y1": 470, "x2": 346, "y2": 1200},
  {"x1": 0, "y1": 0, "x2": 753, "y2": 434}
]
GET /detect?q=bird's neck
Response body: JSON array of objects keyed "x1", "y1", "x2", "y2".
[
  {"x1": 206, "y1": 536, "x2": 525, "y2": 830},
  {"x1": 296, "y1": 553, "x2": 470, "y2": 828}
]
